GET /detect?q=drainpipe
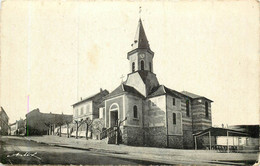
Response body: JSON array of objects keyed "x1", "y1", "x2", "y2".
[{"x1": 165, "y1": 95, "x2": 169, "y2": 147}]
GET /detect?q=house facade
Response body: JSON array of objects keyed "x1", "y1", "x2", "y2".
[
  {"x1": 99, "y1": 19, "x2": 213, "y2": 149},
  {"x1": 71, "y1": 89, "x2": 109, "y2": 137},
  {"x1": 26, "y1": 108, "x2": 72, "y2": 136},
  {"x1": 0, "y1": 107, "x2": 9, "y2": 135}
]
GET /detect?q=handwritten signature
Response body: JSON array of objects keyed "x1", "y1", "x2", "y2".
[{"x1": 7, "y1": 152, "x2": 41, "y2": 160}]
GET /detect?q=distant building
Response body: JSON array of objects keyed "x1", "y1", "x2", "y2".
[
  {"x1": 71, "y1": 89, "x2": 109, "y2": 137},
  {"x1": 9, "y1": 122, "x2": 17, "y2": 135},
  {"x1": 0, "y1": 107, "x2": 9, "y2": 135},
  {"x1": 25, "y1": 108, "x2": 72, "y2": 136},
  {"x1": 228, "y1": 125, "x2": 259, "y2": 151},
  {"x1": 193, "y1": 125, "x2": 259, "y2": 152},
  {"x1": 9, "y1": 119, "x2": 26, "y2": 136}
]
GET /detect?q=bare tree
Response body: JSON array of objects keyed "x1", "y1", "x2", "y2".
[
  {"x1": 44, "y1": 122, "x2": 51, "y2": 135},
  {"x1": 74, "y1": 118, "x2": 93, "y2": 140},
  {"x1": 115, "y1": 117, "x2": 127, "y2": 145},
  {"x1": 85, "y1": 118, "x2": 93, "y2": 140},
  {"x1": 56, "y1": 116, "x2": 65, "y2": 137},
  {"x1": 75, "y1": 119, "x2": 84, "y2": 139}
]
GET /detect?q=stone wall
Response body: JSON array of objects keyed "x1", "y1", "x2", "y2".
[
  {"x1": 182, "y1": 127, "x2": 194, "y2": 149},
  {"x1": 121, "y1": 126, "x2": 144, "y2": 146},
  {"x1": 196, "y1": 135, "x2": 216, "y2": 149},
  {"x1": 168, "y1": 135, "x2": 183, "y2": 149}
]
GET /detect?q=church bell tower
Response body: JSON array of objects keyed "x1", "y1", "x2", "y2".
[
  {"x1": 127, "y1": 19, "x2": 154, "y2": 73},
  {"x1": 125, "y1": 19, "x2": 159, "y2": 97}
]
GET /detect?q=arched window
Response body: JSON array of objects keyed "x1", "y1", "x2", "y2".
[
  {"x1": 205, "y1": 101, "x2": 209, "y2": 118},
  {"x1": 186, "y1": 100, "x2": 190, "y2": 117},
  {"x1": 133, "y1": 105, "x2": 138, "y2": 118},
  {"x1": 141, "y1": 60, "x2": 144, "y2": 70},
  {"x1": 149, "y1": 62, "x2": 152, "y2": 72},
  {"x1": 132, "y1": 62, "x2": 135, "y2": 72}
]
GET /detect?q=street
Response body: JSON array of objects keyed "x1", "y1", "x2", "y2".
[{"x1": 0, "y1": 136, "x2": 166, "y2": 165}]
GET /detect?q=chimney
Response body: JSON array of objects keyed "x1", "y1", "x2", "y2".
[
  {"x1": 100, "y1": 88, "x2": 103, "y2": 92},
  {"x1": 80, "y1": 97, "x2": 82, "y2": 101}
]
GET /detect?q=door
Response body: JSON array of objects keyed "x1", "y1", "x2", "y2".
[{"x1": 110, "y1": 111, "x2": 118, "y2": 127}]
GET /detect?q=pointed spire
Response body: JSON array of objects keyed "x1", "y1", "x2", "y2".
[{"x1": 131, "y1": 19, "x2": 150, "y2": 50}]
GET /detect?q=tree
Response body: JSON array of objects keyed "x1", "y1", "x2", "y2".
[
  {"x1": 56, "y1": 116, "x2": 65, "y2": 137},
  {"x1": 85, "y1": 118, "x2": 93, "y2": 140},
  {"x1": 66, "y1": 122, "x2": 70, "y2": 138},
  {"x1": 74, "y1": 119, "x2": 84, "y2": 139},
  {"x1": 92, "y1": 119, "x2": 104, "y2": 140},
  {"x1": 115, "y1": 117, "x2": 127, "y2": 145},
  {"x1": 56, "y1": 114, "x2": 72, "y2": 137},
  {"x1": 44, "y1": 122, "x2": 51, "y2": 135}
]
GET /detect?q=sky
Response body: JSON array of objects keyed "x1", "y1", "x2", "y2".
[{"x1": 1, "y1": 0, "x2": 259, "y2": 126}]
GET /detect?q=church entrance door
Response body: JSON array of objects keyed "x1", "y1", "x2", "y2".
[{"x1": 110, "y1": 110, "x2": 118, "y2": 127}]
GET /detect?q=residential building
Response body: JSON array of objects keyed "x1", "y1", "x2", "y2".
[
  {"x1": 25, "y1": 108, "x2": 72, "y2": 136},
  {"x1": 0, "y1": 107, "x2": 9, "y2": 135},
  {"x1": 9, "y1": 119, "x2": 26, "y2": 136},
  {"x1": 71, "y1": 89, "x2": 109, "y2": 137}
]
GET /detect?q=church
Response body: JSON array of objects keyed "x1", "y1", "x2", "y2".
[{"x1": 97, "y1": 18, "x2": 213, "y2": 149}]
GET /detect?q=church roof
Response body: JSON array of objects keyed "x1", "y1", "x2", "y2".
[
  {"x1": 105, "y1": 84, "x2": 145, "y2": 99},
  {"x1": 148, "y1": 85, "x2": 181, "y2": 99},
  {"x1": 181, "y1": 91, "x2": 201, "y2": 98},
  {"x1": 131, "y1": 19, "x2": 150, "y2": 50},
  {"x1": 136, "y1": 70, "x2": 150, "y2": 84},
  {"x1": 181, "y1": 91, "x2": 213, "y2": 102}
]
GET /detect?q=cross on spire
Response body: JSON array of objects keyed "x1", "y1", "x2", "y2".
[{"x1": 139, "y1": 6, "x2": 142, "y2": 18}]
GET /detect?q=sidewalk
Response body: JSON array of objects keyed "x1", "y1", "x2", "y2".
[{"x1": 26, "y1": 135, "x2": 259, "y2": 165}]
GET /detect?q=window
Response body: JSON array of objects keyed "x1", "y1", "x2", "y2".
[
  {"x1": 173, "y1": 113, "x2": 176, "y2": 125},
  {"x1": 141, "y1": 60, "x2": 144, "y2": 70},
  {"x1": 81, "y1": 107, "x2": 83, "y2": 115},
  {"x1": 132, "y1": 62, "x2": 135, "y2": 72},
  {"x1": 186, "y1": 100, "x2": 190, "y2": 116},
  {"x1": 149, "y1": 62, "x2": 152, "y2": 72},
  {"x1": 205, "y1": 101, "x2": 209, "y2": 118},
  {"x1": 86, "y1": 104, "x2": 90, "y2": 113},
  {"x1": 133, "y1": 105, "x2": 138, "y2": 118},
  {"x1": 75, "y1": 109, "x2": 78, "y2": 117},
  {"x1": 173, "y1": 98, "x2": 176, "y2": 106},
  {"x1": 99, "y1": 107, "x2": 104, "y2": 119}
]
